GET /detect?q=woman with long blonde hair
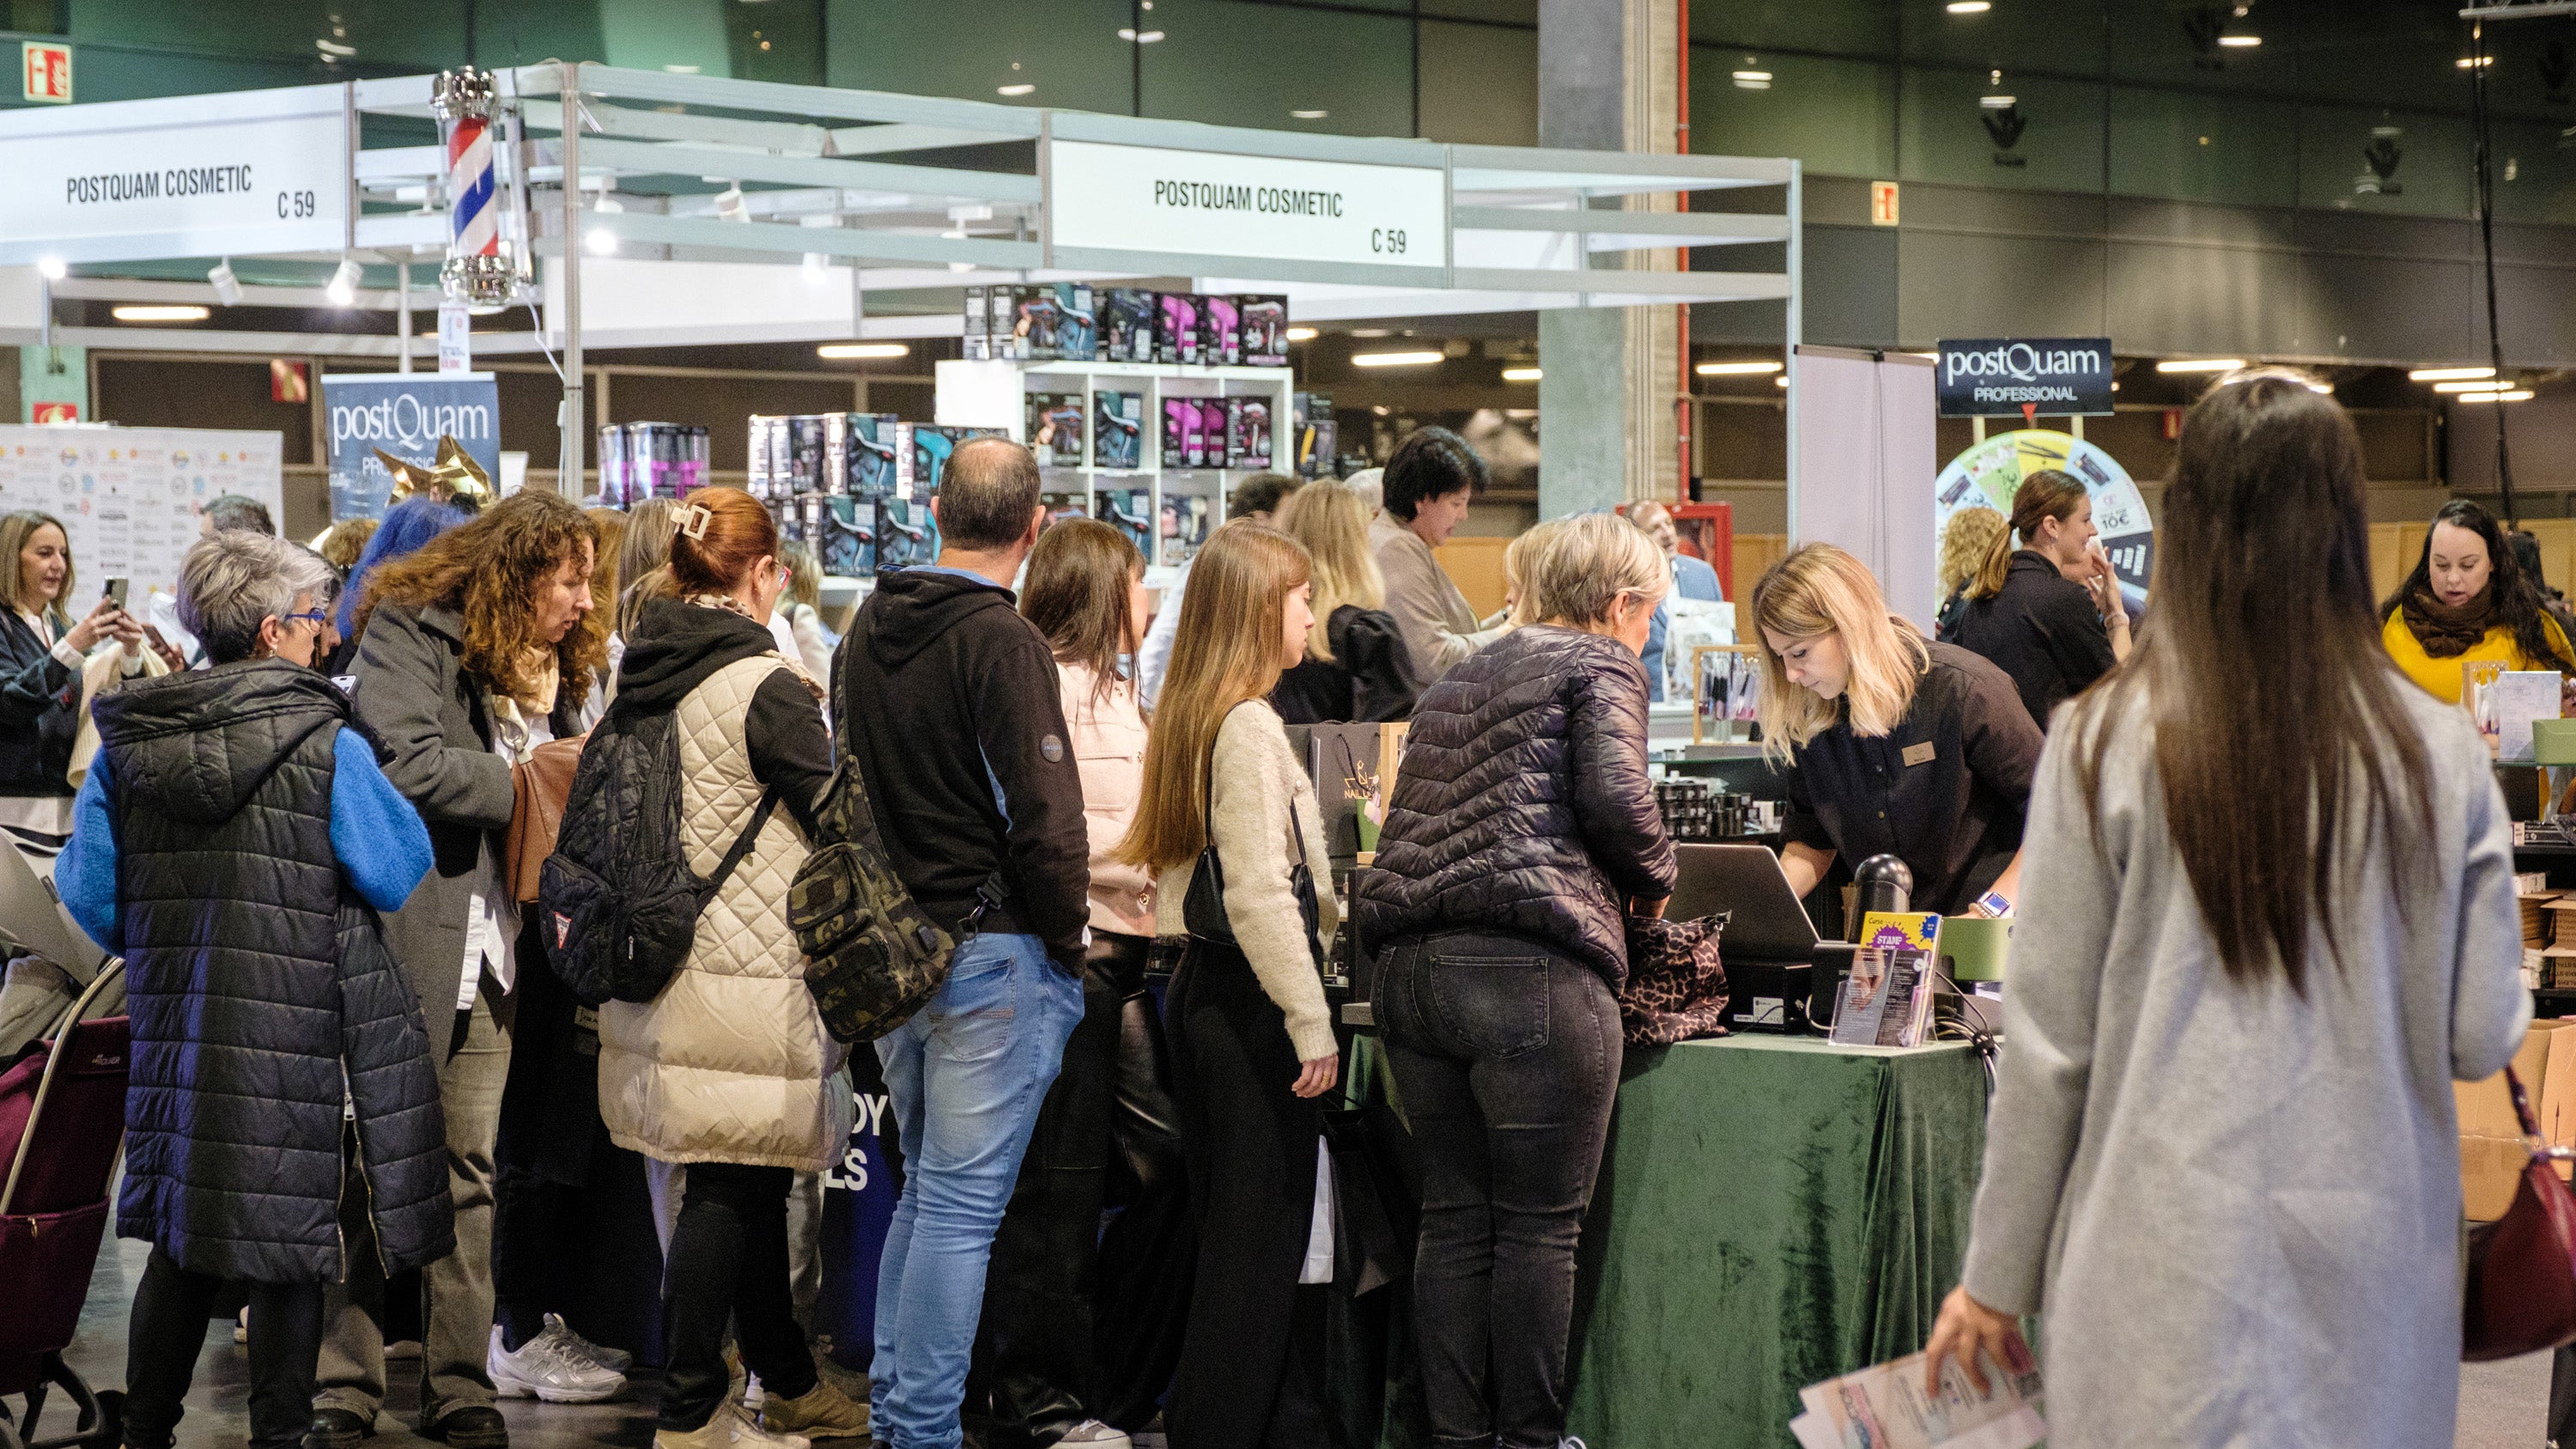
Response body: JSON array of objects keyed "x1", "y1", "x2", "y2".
[
  {"x1": 1273, "y1": 479, "x2": 1417, "y2": 722},
  {"x1": 1115, "y1": 521, "x2": 1340, "y2": 1449},
  {"x1": 1752, "y1": 542, "x2": 2041, "y2": 917}
]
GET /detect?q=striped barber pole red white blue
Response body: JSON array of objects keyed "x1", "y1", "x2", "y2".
[{"x1": 447, "y1": 111, "x2": 498, "y2": 261}]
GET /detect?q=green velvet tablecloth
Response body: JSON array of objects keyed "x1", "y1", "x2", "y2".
[{"x1": 1559, "y1": 1036, "x2": 1990, "y2": 1448}]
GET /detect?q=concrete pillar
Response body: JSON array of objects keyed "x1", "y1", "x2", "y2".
[
  {"x1": 1535, "y1": 0, "x2": 1679, "y2": 521},
  {"x1": 18, "y1": 345, "x2": 86, "y2": 424}
]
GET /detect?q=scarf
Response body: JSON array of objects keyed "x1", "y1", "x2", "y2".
[
  {"x1": 687, "y1": 594, "x2": 825, "y2": 702},
  {"x1": 2401, "y1": 583, "x2": 2500, "y2": 659}
]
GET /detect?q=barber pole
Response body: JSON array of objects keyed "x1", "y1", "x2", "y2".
[{"x1": 430, "y1": 68, "x2": 513, "y2": 307}]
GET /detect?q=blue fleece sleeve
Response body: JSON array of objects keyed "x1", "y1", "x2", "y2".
[
  {"x1": 57, "y1": 753, "x2": 119, "y2": 954},
  {"x1": 332, "y1": 728, "x2": 434, "y2": 912}
]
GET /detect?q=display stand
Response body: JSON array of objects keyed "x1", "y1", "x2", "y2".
[{"x1": 935, "y1": 357, "x2": 1294, "y2": 572}]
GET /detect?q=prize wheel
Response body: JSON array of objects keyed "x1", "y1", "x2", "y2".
[{"x1": 1933, "y1": 429, "x2": 2152, "y2": 614}]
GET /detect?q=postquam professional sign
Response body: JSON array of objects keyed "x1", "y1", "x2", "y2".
[
  {"x1": 323, "y1": 373, "x2": 501, "y2": 523},
  {"x1": 1935, "y1": 337, "x2": 2115, "y2": 417},
  {"x1": 0, "y1": 85, "x2": 349, "y2": 266},
  {"x1": 1048, "y1": 137, "x2": 1448, "y2": 271}
]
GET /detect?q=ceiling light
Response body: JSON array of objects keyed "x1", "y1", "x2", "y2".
[
  {"x1": 1695, "y1": 360, "x2": 1783, "y2": 375},
  {"x1": 1979, "y1": 94, "x2": 2017, "y2": 109},
  {"x1": 1774, "y1": 375, "x2": 1790, "y2": 387},
  {"x1": 2458, "y1": 54, "x2": 2494, "y2": 69},
  {"x1": 208, "y1": 259, "x2": 242, "y2": 306},
  {"x1": 1732, "y1": 70, "x2": 1770, "y2": 81},
  {"x1": 2154, "y1": 357, "x2": 2244, "y2": 373},
  {"x1": 1290, "y1": 109, "x2": 1328, "y2": 119},
  {"x1": 1350, "y1": 327, "x2": 1391, "y2": 338},
  {"x1": 714, "y1": 184, "x2": 749, "y2": 222},
  {"x1": 1947, "y1": 1, "x2": 1990, "y2": 10},
  {"x1": 325, "y1": 258, "x2": 361, "y2": 307},
  {"x1": 663, "y1": 64, "x2": 701, "y2": 74},
  {"x1": 2217, "y1": 34, "x2": 2261, "y2": 47},
  {"x1": 2306, "y1": 381, "x2": 2333, "y2": 394},
  {"x1": 1352, "y1": 350, "x2": 1444, "y2": 368},
  {"x1": 1286, "y1": 326, "x2": 1318, "y2": 341},
  {"x1": 2455, "y1": 389, "x2": 2534, "y2": 403},
  {"x1": 1370, "y1": 405, "x2": 1390, "y2": 416},
  {"x1": 817, "y1": 343, "x2": 908, "y2": 360},
  {"x1": 2410, "y1": 365, "x2": 2495, "y2": 381},
  {"x1": 35, "y1": 257, "x2": 65, "y2": 282},
  {"x1": 314, "y1": 37, "x2": 355, "y2": 56},
  {"x1": 2433, "y1": 379, "x2": 2513, "y2": 393},
  {"x1": 997, "y1": 83, "x2": 1035, "y2": 96},
  {"x1": 1117, "y1": 27, "x2": 1164, "y2": 41},
  {"x1": 1732, "y1": 70, "x2": 1771, "y2": 89},
  {"x1": 112, "y1": 304, "x2": 210, "y2": 323},
  {"x1": 586, "y1": 228, "x2": 618, "y2": 255},
  {"x1": 1502, "y1": 367, "x2": 1540, "y2": 382}
]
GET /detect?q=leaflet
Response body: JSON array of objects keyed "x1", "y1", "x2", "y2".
[{"x1": 1790, "y1": 1345, "x2": 2044, "y2": 1449}]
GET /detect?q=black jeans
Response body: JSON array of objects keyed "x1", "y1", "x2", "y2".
[
  {"x1": 124, "y1": 1248, "x2": 325, "y2": 1449},
  {"x1": 966, "y1": 932, "x2": 1192, "y2": 1446},
  {"x1": 659, "y1": 1161, "x2": 819, "y2": 1431},
  {"x1": 1373, "y1": 931, "x2": 1622, "y2": 1449}
]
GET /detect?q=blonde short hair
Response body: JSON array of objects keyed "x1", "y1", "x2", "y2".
[
  {"x1": 1750, "y1": 543, "x2": 1928, "y2": 763},
  {"x1": 1936, "y1": 508, "x2": 2006, "y2": 599},
  {"x1": 1532, "y1": 513, "x2": 1667, "y2": 628}
]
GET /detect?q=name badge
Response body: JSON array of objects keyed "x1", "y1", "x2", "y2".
[{"x1": 1901, "y1": 741, "x2": 1936, "y2": 768}]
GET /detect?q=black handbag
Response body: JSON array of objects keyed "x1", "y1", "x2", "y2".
[{"x1": 1182, "y1": 704, "x2": 1326, "y2": 972}]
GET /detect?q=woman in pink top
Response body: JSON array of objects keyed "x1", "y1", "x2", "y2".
[{"x1": 963, "y1": 519, "x2": 1185, "y2": 1446}]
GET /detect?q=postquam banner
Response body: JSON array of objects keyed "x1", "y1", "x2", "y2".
[
  {"x1": 1934, "y1": 337, "x2": 2114, "y2": 417},
  {"x1": 322, "y1": 372, "x2": 501, "y2": 521}
]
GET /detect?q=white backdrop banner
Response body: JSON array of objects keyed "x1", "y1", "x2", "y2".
[
  {"x1": 0, "y1": 85, "x2": 349, "y2": 265},
  {"x1": 0, "y1": 426, "x2": 285, "y2": 606},
  {"x1": 1048, "y1": 138, "x2": 1448, "y2": 268}
]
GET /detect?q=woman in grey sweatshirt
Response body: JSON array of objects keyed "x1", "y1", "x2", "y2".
[{"x1": 1924, "y1": 368, "x2": 2531, "y2": 1447}]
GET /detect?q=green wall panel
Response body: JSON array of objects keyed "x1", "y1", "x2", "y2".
[
  {"x1": 826, "y1": 0, "x2": 1130, "y2": 114},
  {"x1": 1139, "y1": 0, "x2": 1411, "y2": 137},
  {"x1": 1899, "y1": 66, "x2": 2104, "y2": 194},
  {"x1": 1692, "y1": 48, "x2": 1893, "y2": 178},
  {"x1": 2296, "y1": 103, "x2": 2472, "y2": 220},
  {"x1": 2106, "y1": 86, "x2": 2298, "y2": 210}
]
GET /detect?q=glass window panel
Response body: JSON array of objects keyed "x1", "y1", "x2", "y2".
[
  {"x1": 2472, "y1": 15, "x2": 2576, "y2": 125},
  {"x1": 1693, "y1": 48, "x2": 1894, "y2": 177},
  {"x1": 1692, "y1": 0, "x2": 1894, "y2": 60},
  {"x1": 70, "y1": 0, "x2": 465, "y2": 70},
  {"x1": 471, "y1": 2, "x2": 605, "y2": 70},
  {"x1": 2106, "y1": 86, "x2": 2298, "y2": 208},
  {"x1": 828, "y1": 0, "x2": 1132, "y2": 114},
  {"x1": 61, "y1": 43, "x2": 331, "y2": 100},
  {"x1": 1899, "y1": 66, "x2": 2105, "y2": 193},
  {"x1": 598, "y1": 0, "x2": 734, "y2": 79},
  {"x1": 2488, "y1": 119, "x2": 2576, "y2": 226},
  {"x1": 726, "y1": 0, "x2": 822, "y2": 87},
  {"x1": 1422, "y1": 0, "x2": 1535, "y2": 25},
  {"x1": 2105, "y1": 0, "x2": 2290, "y2": 94},
  {"x1": 2292, "y1": 0, "x2": 2471, "y2": 116},
  {"x1": 1420, "y1": 19, "x2": 1535, "y2": 145},
  {"x1": 1140, "y1": 1, "x2": 1413, "y2": 137},
  {"x1": 2295, "y1": 103, "x2": 2471, "y2": 219},
  {"x1": 1902, "y1": 0, "x2": 2104, "y2": 81}
]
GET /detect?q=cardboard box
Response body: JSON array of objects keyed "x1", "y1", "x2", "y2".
[{"x1": 2460, "y1": 1019, "x2": 2575, "y2": 1221}]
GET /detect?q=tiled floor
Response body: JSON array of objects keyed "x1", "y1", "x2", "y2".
[{"x1": 47, "y1": 1232, "x2": 2562, "y2": 1448}]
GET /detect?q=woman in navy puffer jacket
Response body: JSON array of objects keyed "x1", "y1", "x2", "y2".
[{"x1": 1352, "y1": 513, "x2": 1675, "y2": 1449}]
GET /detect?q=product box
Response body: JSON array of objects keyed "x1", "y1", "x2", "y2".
[
  {"x1": 1101, "y1": 289, "x2": 1157, "y2": 363},
  {"x1": 1286, "y1": 721, "x2": 1382, "y2": 861},
  {"x1": 1291, "y1": 392, "x2": 1334, "y2": 478},
  {"x1": 1157, "y1": 292, "x2": 1202, "y2": 365},
  {"x1": 1161, "y1": 492, "x2": 1212, "y2": 567},
  {"x1": 594, "y1": 424, "x2": 629, "y2": 506},
  {"x1": 1160, "y1": 398, "x2": 1197, "y2": 471},
  {"x1": 1013, "y1": 286, "x2": 1061, "y2": 363},
  {"x1": 1041, "y1": 490, "x2": 1089, "y2": 533},
  {"x1": 874, "y1": 495, "x2": 939, "y2": 573},
  {"x1": 818, "y1": 496, "x2": 874, "y2": 578},
  {"x1": 1027, "y1": 393, "x2": 1087, "y2": 467},
  {"x1": 1094, "y1": 488, "x2": 1151, "y2": 557},
  {"x1": 1239, "y1": 295, "x2": 1290, "y2": 367},
  {"x1": 747, "y1": 416, "x2": 781, "y2": 500},
  {"x1": 2490, "y1": 670, "x2": 2563, "y2": 763},
  {"x1": 1227, "y1": 397, "x2": 1273, "y2": 470},
  {"x1": 1093, "y1": 392, "x2": 1145, "y2": 471},
  {"x1": 1052, "y1": 283, "x2": 1097, "y2": 362},
  {"x1": 827, "y1": 412, "x2": 903, "y2": 498},
  {"x1": 787, "y1": 416, "x2": 827, "y2": 496},
  {"x1": 988, "y1": 285, "x2": 1024, "y2": 361},
  {"x1": 897, "y1": 423, "x2": 1007, "y2": 501},
  {"x1": 963, "y1": 284, "x2": 989, "y2": 361},
  {"x1": 1203, "y1": 295, "x2": 1242, "y2": 367},
  {"x1": 2461, "y1": 1019, "x2": 2576, "y2": 1220}
]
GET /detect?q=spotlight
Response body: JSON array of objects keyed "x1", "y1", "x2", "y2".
[
  {"x1": 35, "y1": 257, "x2": 66, "y2": 282},
  {"x1": 325, "y1": 258, "x2": 361, "y2": 307},
  {"x1": 208, "y1": 259, "x2": 242, "y2": 306},
  {"x1": 1285, "y1": 326, "x2": 1318, "y2": 341}
]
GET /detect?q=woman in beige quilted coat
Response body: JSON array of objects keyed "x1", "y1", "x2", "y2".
[{"x1": 592, "y1": 488, "x2": 868, "y2": 1449}]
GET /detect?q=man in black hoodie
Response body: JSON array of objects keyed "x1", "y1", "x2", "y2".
[{"x1": 839, "y1": 437, "x2": 1092, "y2": 1449}]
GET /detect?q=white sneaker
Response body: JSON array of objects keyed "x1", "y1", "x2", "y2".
[
  {"x1": 538, "y1": 1313, "x2": 633, "y2": 1373},
  {"x1": 1054, "y1": 1422, "x2": 1131, "y2": 1448},
  {"x1": 656, "y1": 1402, "x2": 810, "y2": 1449},
  {"x1": 488, "y1": 1323, "x2": 626, "y2": 1403}
]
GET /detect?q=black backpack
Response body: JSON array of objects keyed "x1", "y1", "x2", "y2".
[{"x1": 538, "y1": 707, "x2": 778, "y2": 1008}]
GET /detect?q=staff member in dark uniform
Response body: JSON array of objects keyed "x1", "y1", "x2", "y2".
[
  {"x1": 1752, "y1": 543, "x2": 2042, "y2": 918},
  {"x1": 1938, "y1": 470, "x2": 2129, "y2": 731}
]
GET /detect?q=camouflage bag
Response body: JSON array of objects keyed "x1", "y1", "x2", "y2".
[{"x1": 788, "y1": 650, "x2": 1002, "y2": 1043}]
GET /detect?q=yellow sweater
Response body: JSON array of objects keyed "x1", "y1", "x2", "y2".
[{"x1": 2382, "y1": 607, "x2": 2574, "y2": 703}]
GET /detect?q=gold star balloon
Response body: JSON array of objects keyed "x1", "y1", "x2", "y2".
[{"x1": 375, "y1": 436, "x2": 494, "y2": 508}]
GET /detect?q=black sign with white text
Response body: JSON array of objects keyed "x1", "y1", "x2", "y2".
[{"x1": 1935, "y1": 337, "x2": 2114, "y2": 417}]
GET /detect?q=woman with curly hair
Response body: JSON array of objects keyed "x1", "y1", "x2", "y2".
[{"x1": 313, "y1": 490, "x2": 605, "y2": 1449}]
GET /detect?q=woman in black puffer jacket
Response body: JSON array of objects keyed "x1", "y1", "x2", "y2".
[{"x1": 1352, "y1": 513, "x2": 1676, "y2": 1449}]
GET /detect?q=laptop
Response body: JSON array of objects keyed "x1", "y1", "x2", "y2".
[{"x1": 1666, "y1": 843, "x2": 1824, "y2": 1033}]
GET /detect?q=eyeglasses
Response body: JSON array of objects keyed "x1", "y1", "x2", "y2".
[{"x1": 280, "y1": 609, "x2": 330, "y2": 629}]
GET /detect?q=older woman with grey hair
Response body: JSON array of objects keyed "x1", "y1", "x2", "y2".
[
  {"x1": 56, "y1": 528, "x2": 442, "y2": 1449},
  {"x1": 1353, "y1": 512, "x2": 1677, "y2": 1449}
]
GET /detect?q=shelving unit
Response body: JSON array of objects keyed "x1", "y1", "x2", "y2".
[{"x1": 935, "y1": 357, "x2": 1295, "y2": 575}]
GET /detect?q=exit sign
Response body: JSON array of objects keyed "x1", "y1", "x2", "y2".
[
  {"x1": 31, "y1": 402, "x2": 80, "y2": 425},
  {"x1": 1869, "y1": 180, "x2": 1899, "y2": 227},
  {"x1": 22, "y1": 42, "x2": 70, "y2": 104}
]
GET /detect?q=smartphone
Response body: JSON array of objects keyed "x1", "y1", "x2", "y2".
[{"x1": 104, "y1": 577, "x2": 128, "y2": 611}]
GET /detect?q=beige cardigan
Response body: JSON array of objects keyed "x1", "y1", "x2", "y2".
[
  {"x1": 1155, "y1": 700, "x2": 1338, "y2": 1062},
  {"x1": 1370, "y1": 509, "x2": 1505, "y2": 691}
]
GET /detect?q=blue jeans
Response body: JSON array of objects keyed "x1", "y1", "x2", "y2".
[{"x1": 872, "y1": 932, "x2": 1084, "y2": 1449}]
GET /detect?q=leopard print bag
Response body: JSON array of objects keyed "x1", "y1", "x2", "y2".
[{"x1": 1618, "y1": 912, "x2": 1731, "y2": 1048}]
